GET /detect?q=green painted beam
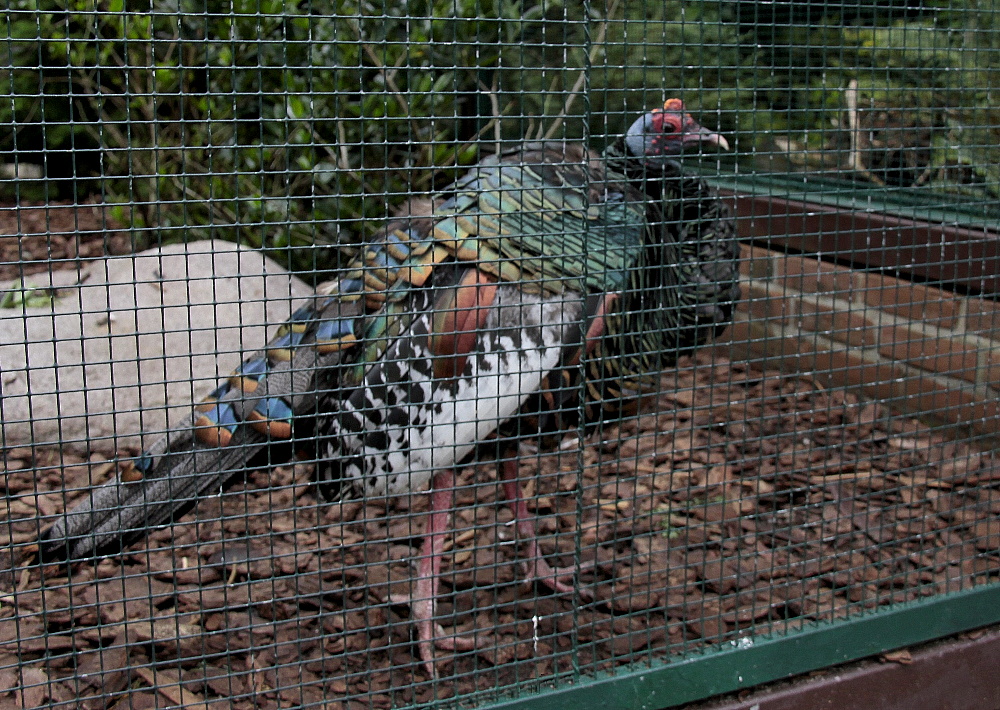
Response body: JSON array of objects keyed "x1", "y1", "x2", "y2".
[
  {"x1": 474, "y1": 582, "x2": 1000, "y2": 710},
  {"x1": 700, "y1": 170, "x2": 1000, "y2": 231}
]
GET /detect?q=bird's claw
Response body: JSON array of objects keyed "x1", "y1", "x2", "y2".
[
  {"x1": 411, "y1": 593, "x2": 481, "y2": 678},
  {"x1": 519, "y1": 547, "x2": 596, "y2": 600}
]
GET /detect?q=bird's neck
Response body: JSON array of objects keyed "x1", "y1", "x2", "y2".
[
  {"x1": 601, "y1": 138, "x2": 681, "y2": 199},
  {"x1": 601, "y1": 137, "x2": 632, "y2": 177}
]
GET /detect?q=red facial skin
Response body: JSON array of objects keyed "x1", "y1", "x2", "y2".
[{"x1": 643, "y1": 98, "x2": 730, "y2": 157}]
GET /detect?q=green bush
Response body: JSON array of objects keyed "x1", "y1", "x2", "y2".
[
  {"x1": 1, "y1": 0, "x2": 997, "y2": 276},
  {"x1": 0, "y1": 0, "x2": 742, "y2": 273}
]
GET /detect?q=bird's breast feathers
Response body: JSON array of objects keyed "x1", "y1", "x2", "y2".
[{"x1": 319, "y1": 281, "x2": 586, "y2": 498}]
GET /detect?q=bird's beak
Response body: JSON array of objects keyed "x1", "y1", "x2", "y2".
[{"x1": 684, "y1": 126, "x2": 730, "y2": 151}]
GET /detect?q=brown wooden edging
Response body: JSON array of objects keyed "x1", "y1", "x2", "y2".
[
  {"x1": 715, "y1": 193, "x2": 1000, "y2": 444},
  {"x1": 721, "y1": 191, "x2": 1000, "y2": 296},
  {"x1": 688, "y1": 624, "x2": 1000, "y2": 710}
]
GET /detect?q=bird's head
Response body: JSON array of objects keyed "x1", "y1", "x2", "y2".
[{"x1": 624, "y1": 98, "x2": 729, "y2": 171}]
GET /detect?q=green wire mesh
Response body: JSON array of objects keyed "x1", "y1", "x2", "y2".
[{"x1": 2, "y1": 2, "x2": 999, "y2": 708}]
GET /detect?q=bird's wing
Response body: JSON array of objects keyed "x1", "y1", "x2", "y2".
[
  {"x1": 431, "y1": 146, "x2": 648, "y2": 294},
  {"x1": 40, "y1": 144, "x2": 649, "y2": 560}
]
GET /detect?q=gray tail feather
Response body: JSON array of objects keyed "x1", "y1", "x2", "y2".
[
  {"x1": 39, "y1": 428, "x2": 272, "y2": 560},
  {"x1": 39, "y1": 348, "x2": 341, "y2": 561}
]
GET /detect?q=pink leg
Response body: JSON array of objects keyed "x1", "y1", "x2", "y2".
[
  {"x1": 413, "y1": 469, "x2": 479, "y2": 677},
  {"x1": 498, "y1": 455, "x2": 594, "y2": 599}
]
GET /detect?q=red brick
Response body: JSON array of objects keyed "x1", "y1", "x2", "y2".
[
  {"x1": 984, "y1": 351, "x2": 1000, "y2": 390},
  {"x1": 711, "y1": 317, "x2": 771, "y2": 367},
  {"x1": 965, "y1": 298, "x2": 1000, "y2": 341},
  {"x1": 874, "y1": 328, "x2": 980, "y2": 382},
  {"x1": 767, "y1": 336, "x2": 908, "y2": 398},
  {"x1": 797, "y1": 299, "x2": 880, "y2": 349},
  {"x1": 741, "y1": 281, "x2": 799, "y2": 327},
  {"x1": 716, "y1": 308, "x2": 1000, "y2": 435},
  {"x1": 899, "y1": 373, "x2": 1000, "y2": 438},
  {"x1": 747, "y1": 332, "x2": 999, "y2": 437},
  {"x1": 858, "y1": 272, "x2": 961, "y2": 329},
  {"x1": 739, "y1": 245, "x2": 775, "y2": 280},
  {"x1": 772, "y1": 252, "x2": 858, "y2": 298}
]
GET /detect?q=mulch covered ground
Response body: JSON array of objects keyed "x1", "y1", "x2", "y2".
[
  {"x1": 0, "y1": 201, "x2": 131, "y2": 283},
  {"x1": 1, "y1": 204, "x2": 999, "y2": 709},
  {"x1": 2, "y1": 356, "x2": 999, "y2": 709}
]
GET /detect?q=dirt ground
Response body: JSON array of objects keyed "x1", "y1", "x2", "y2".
[
  {"x1": 0, "y1": 201, "x2": 131, "y2": 283},
  {"x1": 1, "y1": 204, "x2": 998, "y2": 709}
]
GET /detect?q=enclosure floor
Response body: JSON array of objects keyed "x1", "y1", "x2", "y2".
[
  {"x1": 2, "y1": 350, "x2": 999, "y2": 709},
  {"x1": 2, "y1": 203, "x2": 999, "y2": 707},
  {"x1": 0, "y1": 201, "x2": 131, "y2": 282}
]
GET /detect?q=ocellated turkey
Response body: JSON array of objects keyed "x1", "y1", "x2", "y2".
[{"x1": 41, "y1": 99, "x2": 741, "y2": 675}]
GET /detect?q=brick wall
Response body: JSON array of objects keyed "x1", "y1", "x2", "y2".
[{"x1": 717, "y1": 244, "x2": 1000, "y2": 442}]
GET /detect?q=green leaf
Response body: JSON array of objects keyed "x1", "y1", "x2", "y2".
[{"x1": 0, "y1": 280, "x2": 58, "y2": 310}]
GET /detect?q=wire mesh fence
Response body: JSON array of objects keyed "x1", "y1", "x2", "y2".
[{"x1": 1, "y1": 1, "x2": 999, "y2": 708}]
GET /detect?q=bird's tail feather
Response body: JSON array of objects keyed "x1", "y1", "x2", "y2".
[
  {"x1": 40, "y1": 204, "x2": 442, "y2": 562},
  {"x1": 39, "y1": 309, "x2": 350, "y2": 561}
]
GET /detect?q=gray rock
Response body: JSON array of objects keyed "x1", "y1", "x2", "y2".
[{"x1": 1, "y1": 240, "x2": 312, "y2": 454}]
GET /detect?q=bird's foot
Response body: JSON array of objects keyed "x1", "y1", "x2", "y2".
[
  {"x1": 518, "y1": 539, "x2": 596, "y2": 600},
  {"x1": 411, "y1": 590, "x2": 481, "y2": 678},
  {"x1": 411, "y1": 468, "x2": 483, "y2": 679},
  {"x1": 497, "y1": 455, "x2": 598, "y2": 600}
]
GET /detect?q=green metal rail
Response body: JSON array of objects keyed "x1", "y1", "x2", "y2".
[{"x1": 479, "y1": 582, "x2": 1000, "y2": 710}]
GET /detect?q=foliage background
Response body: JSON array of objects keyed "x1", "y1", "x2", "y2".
[{"x1": 2, "y1": 0, "x2": 998, "y2": 275}]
